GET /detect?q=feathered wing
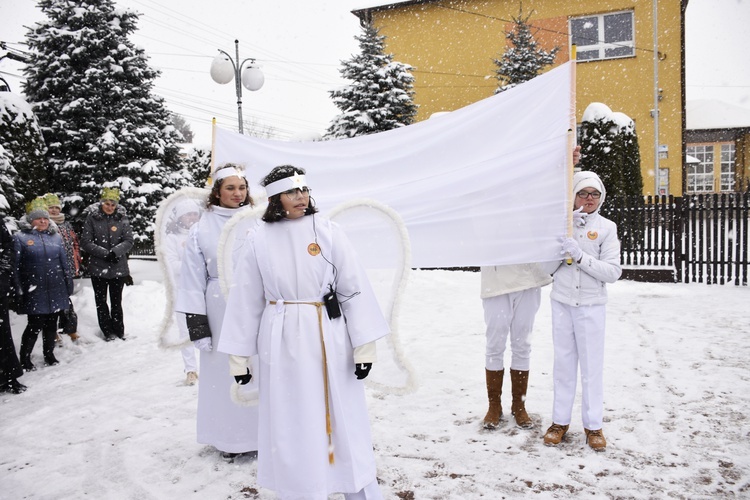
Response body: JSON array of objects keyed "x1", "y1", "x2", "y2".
[
  {"x1": 217, "y1": 205, "x2": 266, "y2": 407},
  {"x1": 217, "y1": 205, "x2": 266, "y2": 299},
  {"x1": 154, "y1": 187, "x2": 209, "y2": 349},
  {"x1": 327, "y1": 199, "x2": 418, "y2": 395}
]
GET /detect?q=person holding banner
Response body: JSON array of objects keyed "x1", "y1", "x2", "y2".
[
  {"x1": 175, "y1": 164, "x2": 259, "y2": 461},
  {"x1": 219, "y1": 165, "x2": 389, "y2": 499},
  {"x1": 480, "y1": 146, "x2": 580, "y2": 431},
  {"x1": 543, "y1": 170, "x2": 621, "y2": 452}
]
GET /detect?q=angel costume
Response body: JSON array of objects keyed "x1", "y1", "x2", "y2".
[
  {"x1": 219, "y1": 214, "x2": 389, "y2": 499},
  {"x1": 175, "y1": 205, "x2": 259, "y2": 453}
]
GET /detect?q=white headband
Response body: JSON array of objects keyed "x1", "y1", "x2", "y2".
[
  {"x1": 265, "y1": 173, "x2": 308, "y2": 197},
  {"x1": 213, "y1": 167, "x2": 246, "y2": 182}
]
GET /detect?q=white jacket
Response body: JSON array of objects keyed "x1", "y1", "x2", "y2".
[
  {"x1": 550, "y1": 211, "x2": 621, "y2": 307},
  {"x1": 480, "y1": 263, "x2": 554, "y2": 299}
]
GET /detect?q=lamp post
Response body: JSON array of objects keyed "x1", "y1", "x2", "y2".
[{"x1": 210, "y1": 39, "x2": 264, "y2": 134}]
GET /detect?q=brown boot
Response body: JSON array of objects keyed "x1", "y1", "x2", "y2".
[
  {"x1": 482, "y1": 369, "x2": 504, "y2": 429},
  {"x1": 68, "y1": 332, "x2": 80, "y2": 342},
  {"x1": 509, "y1": 369, "x2": 533, "y2": 429},
  {"x1": 585, "y1": 428, "x2": 606, "y2": 451},
  {"x1": 543, "y1": 423, "x2": 569, "y2": 446}
]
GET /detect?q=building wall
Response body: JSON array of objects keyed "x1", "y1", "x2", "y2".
[{"x1": 361, "y1": 0, "x2": 685, "y2": 196}]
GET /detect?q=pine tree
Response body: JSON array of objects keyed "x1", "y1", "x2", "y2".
[
  {"x1": 182, "y1": 147, "x2": 212, "y2": 188},
  {"x1": 326, "y1": 23, "x2": 417, "y2": 139},
  {"x1": 0, "y1": 144, "x2": 19, "y2": 214},
  {"x1": 0, "y1": 92, "x2": 47, "y2": 216},
  {"x1": 578, "y1": 103, "x2": 643, "y2": 197},
  {"x1": 494, "y1": 7, "x2": 559, "y2": 93},
  {"x1": 22, "y1": 0, "x2": 185, "y2": 243},
  {"x1": 172, "y1": 113, "x2": 193, "y2": 143}
]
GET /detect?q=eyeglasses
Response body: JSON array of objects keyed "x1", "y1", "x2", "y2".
[
  {"x1": 576, "y1": 190, "x2": 601, "y2": 199},
  {"x1": 282, "y1": 187, "x2": 311, "y2": 200}
]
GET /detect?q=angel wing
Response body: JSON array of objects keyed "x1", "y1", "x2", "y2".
[
  {"x1": 154, "y1": 187, "x2": 209, "y2": 349},
  {"x1": 327, "y1": 199, "x2": 418, "y2": 395},
  {"x1": 218, "y1": 204, "x2": 266, "y2": 299}
]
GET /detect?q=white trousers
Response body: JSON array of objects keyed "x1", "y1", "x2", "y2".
[
  {"x1": 176, "y1": 311, "x2": 198, "y2": 373},
  {"x1": 550, "y1": 299, "x2": 606, "y2": 430},
  {"x1": 482, "y1": 287, "x2": 541, "y2": 371}
]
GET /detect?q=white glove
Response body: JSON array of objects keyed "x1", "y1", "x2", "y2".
[
  {"x1": 572, "y1": 207, "x2": 587, "y2": 227},
  {"x1": 194, "y1": 337, "x2": 212, "y2": 352},
  {"x1": 562, "y1": 237, "x2": 584, "y2": 262}
]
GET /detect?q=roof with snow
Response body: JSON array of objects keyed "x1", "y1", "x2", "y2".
[
  {"x1": 687, "y1": 99, "x2": 750, "y2": 130},
  {"x1": 352, "y1": 0, "x2": 426, "y2": 13}
]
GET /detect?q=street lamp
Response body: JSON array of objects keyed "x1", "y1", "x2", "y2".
[{"x1": 210, "y1": 39, "x2": 264, "y2": 134}]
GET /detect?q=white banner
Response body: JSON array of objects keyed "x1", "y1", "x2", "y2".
[{"x1": 213, "y1": 62, "x2": 574, "y2": 268}]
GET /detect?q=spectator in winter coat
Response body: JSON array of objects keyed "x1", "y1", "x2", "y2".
[
  {"x1": 0, "y1": 214, "x2": 26, "y2": 393},
  {"x1": 80, "y1": 188, "x2": 134, "y2": 341},
  {"x1": 542, "y1": 170, "x2": 622, "y2": 452},
  {"x1": 13, "y1": 199, "x2": 73, "y2": 371},
  {"x1": 43, "y1": 193, "x2": 82, "y2": 342}
]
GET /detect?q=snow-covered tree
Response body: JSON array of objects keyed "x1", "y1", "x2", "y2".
[
  {"x1": 494, "y1": 8, "x2": 559, "y2": 94},
  {"x1": 0, "y1": 92, "x2": 47, "y2": 216},
  {"x1": 0, "y1": 144, "x2": 18, "y2": 214},
  {"x1": 22, "y1": 0, "x2": 185, "y2": 243},
  {"x1": 578, "y1": 102, "x2": 643, "y2": 197},
  {"x1": 325, "y1": 23, "x2": 417, "y2": 139},
  {"x1": 182, "y1": 147, "x2": 211, "y2": 188},
  {"x1": 171, "y1": 114, "x2": 193, "y2": 143}
]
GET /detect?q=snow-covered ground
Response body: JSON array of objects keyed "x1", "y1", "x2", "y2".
[{"x1": 2, "y1": 259, "x2": 749, "y2": 499}]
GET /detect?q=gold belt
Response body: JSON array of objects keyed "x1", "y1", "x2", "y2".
[{"x1": 270, "y1": 300, "x2": 334, "y2": 464}]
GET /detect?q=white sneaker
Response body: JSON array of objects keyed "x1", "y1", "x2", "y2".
[{"x1": 185, "y1": 371, "x2": 198, "y2": 386}]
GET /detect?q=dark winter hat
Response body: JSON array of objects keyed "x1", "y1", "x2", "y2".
[
  {"x1": 101, "y1": 187, "x2": 120, "y2": 203},
  {"x1": 26, "y1": 197, "x2": 50, "y2": 221}
]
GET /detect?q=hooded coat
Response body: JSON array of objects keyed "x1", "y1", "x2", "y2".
[
  {"x1": 12, "y1": 218, "x2": 73, "y2": 315},
  {"x1": 550, "y1": 171, "x2": 621, "y2": 306},
  {"x1": 80, "y1": 203, "x2": 134, "y2": 279}
]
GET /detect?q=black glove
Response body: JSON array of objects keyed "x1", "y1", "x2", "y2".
[
  {"x1": 185, "y1": 313, "x2": 212, "y2": 341},
  {"x1": 234, "y1": 368, "x2": 252, "y2": 385},
  {"x1": 105, "y1": 251, "x2": 119, "y2": 263},
  {"x1": 354, "y1": 363, "x2": 372, "y2": 380},
  {"x1": 123, "y1": 275, "x2": 134, "y2": 286}
]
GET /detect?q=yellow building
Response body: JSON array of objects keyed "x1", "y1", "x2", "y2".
[{"x1": 353, "y1": 0, "x2": 687, "y2": 196}]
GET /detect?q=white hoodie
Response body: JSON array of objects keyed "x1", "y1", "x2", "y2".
[{"x1": 549, "y1": 171, "x2": 622, "y2": 307}]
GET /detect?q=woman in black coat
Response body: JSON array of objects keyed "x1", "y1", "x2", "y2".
[
  {"x1": 0, "y1": 215, "x2": 26, "y2": 393},
  {"x1": 80, "y1": 188, "x2": 134, "y2": 341}
]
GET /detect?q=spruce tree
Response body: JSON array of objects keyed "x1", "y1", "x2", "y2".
[
  {"x1": 494, "y1": 7, "x2": 559, "y2": 93},
  {"x1": 326, "y1": 23, "x2": 417, "y2": 139},
  {"x1": 0, "y1": 92, "x2": 47, "y2": 216},
  {"x1": 0, "y1": 144, "x2": 19, "y2": 214},
  {"x1": 22, "y1": 0, "x2": 185, "y2": 243}
]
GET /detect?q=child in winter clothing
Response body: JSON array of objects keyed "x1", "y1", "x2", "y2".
[{"x1": 543, "y1": 170, "x2": 621, "y2": 451}]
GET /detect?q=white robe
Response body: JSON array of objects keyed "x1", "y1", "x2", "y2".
[
  {"x1": 175, "y1": 205, "x2": 259, "y2": 453},
  {"x1": 164, "y1": 226, "x2": 197, "y2": 372},
  {"x1": 219, "y1": 215, "x2": 389, "y2": 499}
]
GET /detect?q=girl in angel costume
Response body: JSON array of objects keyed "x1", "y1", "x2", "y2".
[
  {"x1": 175, "y1": 164, "x2": 259, "y2": 460},
  {"x1": 219, "y1": 165, "x2": 389, "y2": 499},
  {"x1": 162, "y1": 199, "x2": 202, "y2": 385}
]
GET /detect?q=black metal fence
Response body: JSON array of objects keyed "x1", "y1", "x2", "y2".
[{"x1": 602, "y1": 193, "x2": 750, "y2": 286}]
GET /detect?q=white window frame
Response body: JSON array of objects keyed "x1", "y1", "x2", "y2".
[
  {"x1": 686, "y1": 145, "x2": 715, "y2": 193},
  {"x1": 569, "y1": 10, "x2": 635, "y2": 62},
  {"x1": 720, "y1": 143, "x2": 736, "y2": 192}
]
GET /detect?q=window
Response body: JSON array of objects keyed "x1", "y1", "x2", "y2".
[
  {"x1": 686, "y1": 145, "x2": 714, "y2": 193},
  {"x1": 720, "y1": 144, "x2": 736, "y2": 192},
  {"x1": 570, "y1": 11, "x2": 635, "y2": 61}
]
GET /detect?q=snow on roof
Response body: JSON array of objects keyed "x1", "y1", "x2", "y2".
[
  {"x1": 352, "y1": 0, "x2": 421, "y2": 11},
  {"x1": 687, "y1": 99, "x2": 750, "y2": 130}
]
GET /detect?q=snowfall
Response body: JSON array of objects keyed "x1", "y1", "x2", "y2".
[{"x1": 2, "y1": 258, "x2": 749, "y2": 499}]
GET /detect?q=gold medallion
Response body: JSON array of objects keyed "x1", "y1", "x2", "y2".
[
  {"x1": 111, "y1": 226, "x2": 118, "y2": 232},
  {"x1": 587, "y1": 231, "x2": 598, "y2": 240},
  {"x1": 307, "y1": 243, "x2": 321, "y2": 256},
  {"x1": 27, "y1": 239, "x2": 34, "y2": 246}
]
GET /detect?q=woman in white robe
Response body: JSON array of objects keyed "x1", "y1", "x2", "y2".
[
  {"x1": 219, "y1": 166, "x2": 389, "y2": 500},
  {"x1": 175, "y1": 165, "x2": 259, "y2": 458}
]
